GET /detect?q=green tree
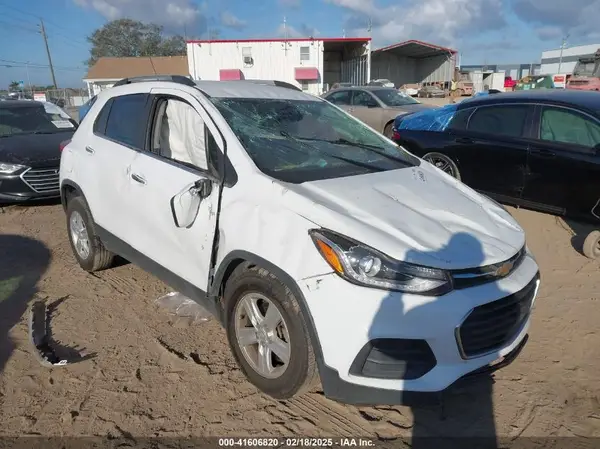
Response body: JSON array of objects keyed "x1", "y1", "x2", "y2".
[
  {"x1": 8, "y1": 81, "x2": 19, "y2": 91},
  {"x1": 86, "y1": 19, "x2": 186, "y2": 66}
]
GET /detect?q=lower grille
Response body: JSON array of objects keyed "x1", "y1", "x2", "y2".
[
  {"x1": 457, "y1": 273, "x2": 539, "y2": 359},
  {"x1": 22, "y1": 167, "x2": 60, "y2": 193}
]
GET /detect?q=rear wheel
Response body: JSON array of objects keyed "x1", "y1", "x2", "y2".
[
  {"x1": 422, "y1": 152, "x2": 461, "y2": 181},
  {"x1": 582, "y1": 230, "x2": 600, "y2": 259},
  {"x1": 383, "y1": 122, "x2": 394, "y2": 139},
  {"x1": 224, "y1": 263, "x2": 319, "y2": 399},
  {"x1": 66, "y1": 196, "x2": 114, "y2": 272}
]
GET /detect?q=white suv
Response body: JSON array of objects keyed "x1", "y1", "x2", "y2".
[{"x1": 60, "y1": 76, "x2": 540, "y2": 405}]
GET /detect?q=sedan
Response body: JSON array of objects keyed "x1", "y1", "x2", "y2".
[
  {"x1": 322, "y1": 86, "x2": 437, "y2": 138},
  {"x1": 391, "y1": 89, "x2": 600, "y2": 225},
  {"x1": 0, "y1": 100, "x2": 76, "y2": 203},
  {"x1": 418, "y1": 85, "x2": 446, "y2": 98}
]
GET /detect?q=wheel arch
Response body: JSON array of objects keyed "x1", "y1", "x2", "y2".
[
  {"x1": 210, "y1": 250, "x2": 326, "y2": 369},
  {"x1": 61, "y1": 180, "x2": 84, "y2": 212}
]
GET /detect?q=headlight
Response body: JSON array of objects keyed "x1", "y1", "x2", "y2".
[
  {"x1": 0, "y1": 163, "x2": 25, "y2": 174},
  {"x1": 309, "y1": 229, "x2": 452, "y2": 295}
]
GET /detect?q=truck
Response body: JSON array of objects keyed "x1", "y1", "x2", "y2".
[{"x1": 566, "y1": 48, "x2": 600, "y2": 91}]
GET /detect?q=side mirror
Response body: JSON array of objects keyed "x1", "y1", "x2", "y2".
[{"x1": 170, "y1": 179, "x2": 212, "y2": 228}]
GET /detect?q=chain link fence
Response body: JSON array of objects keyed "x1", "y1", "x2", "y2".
[{"x1": 40, "y1": 88, "x2": 91, "y2": 108}]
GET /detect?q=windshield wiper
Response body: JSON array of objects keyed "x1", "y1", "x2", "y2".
[
  {"x1": 279, "y1": 131, "x2": 387, "y2": 172},
  {"x1": 295, "y1": 136, "x2": 412, "y2": 166}
]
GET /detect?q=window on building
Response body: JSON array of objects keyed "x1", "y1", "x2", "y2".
[
  {"x1": 300, "y1": 80, "x2": 310, "y2": 91},
  {"x1": 300, "y1": 46, "x2": 310, "y2": 62}
]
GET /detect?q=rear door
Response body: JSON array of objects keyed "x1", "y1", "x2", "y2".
[
  {"x1": 449, "y1": 103, "x2": 534, "y2": 200},
  {"x1": 323, "y1": 90, "x2": 352, "y2": 113},
  {"x1": 522, "y1": 104, "x2": 600, "y2": 218}
]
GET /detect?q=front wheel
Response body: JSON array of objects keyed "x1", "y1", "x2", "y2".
[
  {"x1": 422, "y1": 152, "x2": 461, "y2": 181},
  {"x1": 224, "y1": 264, "x2": 319, "y2": 399},
  {"x1": 383, "y1": 123, "x2": 394, "y2": 139}
]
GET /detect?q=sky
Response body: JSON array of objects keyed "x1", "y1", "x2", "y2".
[{"x1": 1, "y1": 0, "x2": 599, "y2": 89}]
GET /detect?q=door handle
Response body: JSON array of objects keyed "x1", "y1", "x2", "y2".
[
  {"x1": 85, "y1": 146, "x2": 95, "y2": 154},
  {"x1": 455, "y1": 137, "x2": 473, "y2": 144},
  {"x1": 530, "y1": 148, "x2": 556, "y2": 158},
  {"x1": 131, "y1": 173, "x2": 147, "y2": 185}
]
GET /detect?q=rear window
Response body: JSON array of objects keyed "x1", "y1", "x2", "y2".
[{"x1": 0, "y1": 105, "x2": 75, "y2": 137}]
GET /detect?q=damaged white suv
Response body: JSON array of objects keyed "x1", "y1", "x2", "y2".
[{"x1": 60, "y1": 76, "x2": 540, "y2": 405}]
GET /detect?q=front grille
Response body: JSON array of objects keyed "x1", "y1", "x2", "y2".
[
  {"x1": 456, "y1": 273, "x2": 539, "y2": 359},
  {"x1": 451, "y1": 246, "x2": 526, "y2": 289},
  {"x1": 22, "y1": 167, "x2": 60, "y2": 193},
  {"x1": 349, "y1": 339, "x2": 437, "y2": 380}
]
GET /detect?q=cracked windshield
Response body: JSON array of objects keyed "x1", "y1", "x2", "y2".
[{"x1": 212, "y1": 97, "x2": 418, "y2": 182}]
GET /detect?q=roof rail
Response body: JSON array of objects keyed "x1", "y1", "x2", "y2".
[
  {"x1": 113, "y1": 75, "x2": 196, "y2": 87},
  {"x1": 239, "y1": 79, "x2": 302, "y2": 92}
]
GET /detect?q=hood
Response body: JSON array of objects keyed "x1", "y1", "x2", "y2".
[
  {"x1": 283, "y1": 164, "x2": 525, "y2": 270},
  {"x1": 0, "y1": 131, "x2": 73, "y2": 167}
]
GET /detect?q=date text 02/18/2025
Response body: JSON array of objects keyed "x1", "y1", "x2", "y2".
[{"x1": 218, "y1": 438, "x2": 376, "y2": 447}]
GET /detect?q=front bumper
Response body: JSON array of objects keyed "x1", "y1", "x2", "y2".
[
  {"x1": 0, "y1": 167, "x2": 60, "y2": 203},
  {"x1": 299, "y1": 253, "x2": 540, "y2": 405}
]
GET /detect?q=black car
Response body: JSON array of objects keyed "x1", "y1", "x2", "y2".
[
  {"x1": 392, "y1": 89, "x2": 600, "y2": 223},
  {"x1": 0, "y1": 100, "x2": 77, "y2": 203}
]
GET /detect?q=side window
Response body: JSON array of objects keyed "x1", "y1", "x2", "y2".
[
  {"x1": 352, "y1": 90, "x2": 378, "y2": 107},
  {"x1": 152, "y1": 98, "x2": 210, "y2": 171},
  {"x1": 467, "y1": 105, "x2": 529, "y2": 138},
  {"x1": 326, "y1": 90, "x2": 351, "y2": 106},
  {"x1": 447, "y1": 108, "x2": 473, "y2": 131},
  {"x1": 104, "y1": 93, "x2": 148, "y2": 148},
  {"x1": 93, "y1": 99, "x2": 112, "y2": 134},
  {"x1": 539, "y1": 107, "x2": 600, "y2": 149}
]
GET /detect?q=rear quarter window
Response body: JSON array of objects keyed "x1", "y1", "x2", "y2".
[{"x1": 96, "y1": 94, "x2": 149, "y2": 149}]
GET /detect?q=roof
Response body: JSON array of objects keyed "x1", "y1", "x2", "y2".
[
  {"x1": 327, "y1": 86, "x2": 397, "y2": 92},
  {"x1": 195, "y1": 80, "x2": 316, "y2": 100},
  {"x1": 459, "y1": 89, "x2": 600, "y2": 114},
  {"x1": 373, "y1": 40, "x2": 457, "y2": 58},
  {"x1": 186, "y1": 37, "x2": 371, "y2": 44},
  {"x1": 85, "y1": 56, "x2": 189, "y2": 80},
  {"x1": 0, "y1": 100, "x2": 43, "y2": 109}
]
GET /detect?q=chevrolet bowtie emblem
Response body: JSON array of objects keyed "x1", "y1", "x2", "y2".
[{"x1": 495, "y1": 261, "x2": 514, "y2": 277}]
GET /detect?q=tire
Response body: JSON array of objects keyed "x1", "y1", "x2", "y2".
[
  {"x1": 582, "y1": 230, "x2": 600, "y2": 259},
  {"x1": 66, "y1": 196, "x2": 114, "y2": 272},
  {"x1": 383, "y1": 122, "x2": 394, "y2": 139},
  {"x1": 422, "y1": 152, "x2": 461, "y2": 181},
  {"x1": 224, "y1": 263, "x2": 319, "y2": 399}
]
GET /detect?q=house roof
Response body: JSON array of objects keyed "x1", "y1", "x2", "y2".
[
  {"x1": 186, "y1": 37, "x2": 371, "y2": 44},
  {"x1": 84, "y1": 56, "x2": 189, "y2": 81},
  {"x1": 373, "y1": 40, "x2": 457, "y2": 58}
]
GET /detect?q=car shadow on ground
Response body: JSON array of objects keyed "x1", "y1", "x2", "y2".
[
  {"x1": 369, "y1": 232, "x2": 514, "y2": 448},
  {"x1": 0, "y1": 197, "x2": 62, "y2": 212},
  {"x1": 561, "y1": 217, "x2": 599, "y2": 257},
  {"x1": 0, "y1": 234, "x2": 51, "y2": 373}
]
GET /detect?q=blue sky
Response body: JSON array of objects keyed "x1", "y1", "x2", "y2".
[{"x1": 1, "y1": 0, "x2": 599, "y2": 89}]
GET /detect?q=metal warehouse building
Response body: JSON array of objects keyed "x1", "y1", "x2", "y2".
[
  {"x1": 370, "y1": 40, "x2": 457, "y2": 88},
  {"x1": 541, "y1": 43, "x2": 600, "y2": 74},
  {"x1": 186, "y1": 37, "x2": 371, "y2": 95}
]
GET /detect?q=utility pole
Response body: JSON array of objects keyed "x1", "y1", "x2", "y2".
[
  {"x1": 557, "y1": 34, "x2": 569, "y2": 74},
  {"x1": 39, "y1": 19, "x2": 57, "y2": 89}
]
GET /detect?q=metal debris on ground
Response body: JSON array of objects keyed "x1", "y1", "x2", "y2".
[{"x1": 155, "y1": 292, "x2": 211, "y2": 324}]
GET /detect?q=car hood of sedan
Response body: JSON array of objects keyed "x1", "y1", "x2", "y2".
[{"x1": 284, "y1": 162, "x2": 525, "y2": 270}]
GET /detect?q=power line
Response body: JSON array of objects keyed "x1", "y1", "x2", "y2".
[{"x1": 0, "y1": 58, "x2": 84, "y2": 71}]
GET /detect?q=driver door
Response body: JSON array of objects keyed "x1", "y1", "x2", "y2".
[
  {"x1": 125, "y1": 88, "x2": 224, "y2": 294},
  {"x1": 350, "y1": 90, "x2": 384, "y2": 131}
]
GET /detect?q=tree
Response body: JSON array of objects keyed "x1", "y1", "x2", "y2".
[
  {"x1": 86, "y1": 19, "x2": 187, "y2": 66},
  {"x1": 8, "y1": 81, "x2": 19, "y2": 91}
]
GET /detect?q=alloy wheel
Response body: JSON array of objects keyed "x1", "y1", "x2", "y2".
[
  {"x1": 69, "y1": 211, "x2": 90, "y2": 260},
  {"x1": 423, "y1": 154, "x2": 458, "y2": 178}
]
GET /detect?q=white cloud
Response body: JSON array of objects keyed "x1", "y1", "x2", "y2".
[
  {"x1": 275, "y1": 22, "x2": 320, "y2": 38},
  {"x1": 220, "y1": 11, "x2": 246, "y2": 30},
  {"x1": 74, "y1": 0, "x2": 202, "y2": 28},
  {"x1": 326, "y1": 0, "x2": 505, "y2": 48}
]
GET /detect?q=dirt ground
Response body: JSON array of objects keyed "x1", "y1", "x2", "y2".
[{"x1": 1, "y1": 201, "x2": 599, "y2": 443}]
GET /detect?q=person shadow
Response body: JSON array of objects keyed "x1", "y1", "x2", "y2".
[
  {"x1": 0, "y1": 234, "x2": 52, "y2": 373},
  {"x1": 368, "y1": 232, "x2": 529, "y2": 449}
]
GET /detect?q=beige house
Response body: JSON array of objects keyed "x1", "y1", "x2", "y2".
[{"x1": 83, "y1": 56, "x2": 190, "y2": 97}]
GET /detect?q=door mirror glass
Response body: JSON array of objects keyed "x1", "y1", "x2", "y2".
[{"x1": 170, "y1": 180, "x2": 211, "y2": 228}]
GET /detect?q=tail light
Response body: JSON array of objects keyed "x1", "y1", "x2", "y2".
[
  {"x1": 59, "y1": 139, "x2": 71, "y2": 152},
  {"x1": 392, "y1": 127, "x2": 401, "y2": 141}
]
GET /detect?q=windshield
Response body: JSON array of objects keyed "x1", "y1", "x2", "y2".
[
  {"x1": 372, "y1": 89, "x2": 419, "y2": 106},
  {"x1": 0, "y1": 105, "x2": 75, "y2": 137},
  {"x1": 212, "y1": 97, "x2": 419, "y2": 183},
  {"x1": 573, "y1": 61, "x2": 599, "y2": 77}
]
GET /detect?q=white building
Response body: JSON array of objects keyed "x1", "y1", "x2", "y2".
[
  {"x1": 186, "y1": 37, "x2": 371, "y2": 95},
  {"x1": 541, "y1": 43, "x2": 600, "y2": 74}
]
